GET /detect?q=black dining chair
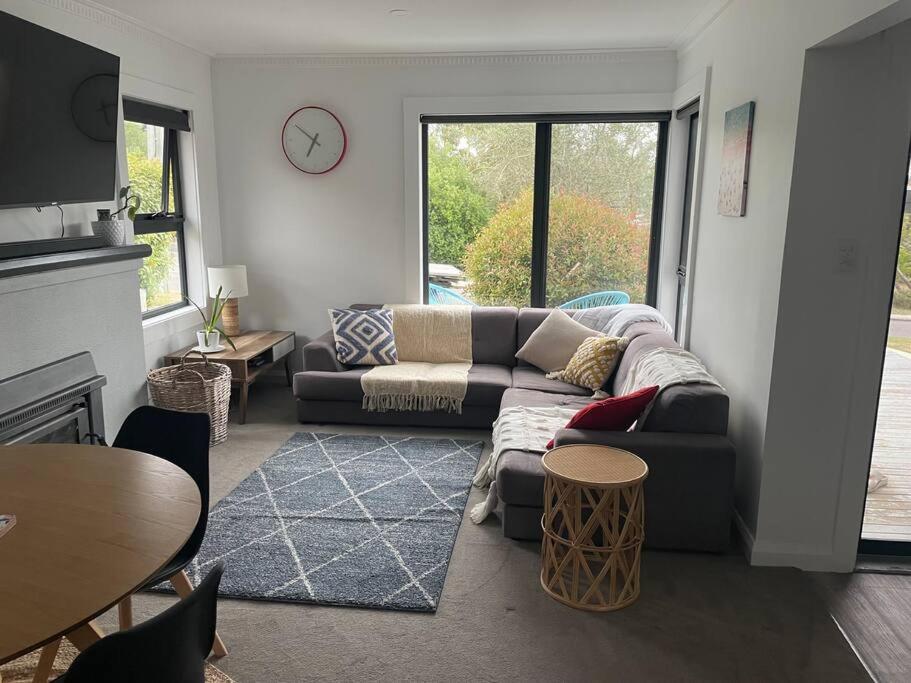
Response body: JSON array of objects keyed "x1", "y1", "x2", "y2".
[
  {"x1": 112, "y1": 405, "x2": 227, "y2": 657},
  {"x1": 57, "y1": 563, "x2": 225, "y2": 683}
]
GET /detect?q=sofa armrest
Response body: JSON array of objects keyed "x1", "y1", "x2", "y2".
[
  {"x1": 303, "y1": 330, "x2": 348, "y2": 372},
  {"x1": 553, "y1": 428, "x2": 736, "y2": 551}
]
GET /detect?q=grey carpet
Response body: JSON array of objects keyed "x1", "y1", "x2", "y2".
[
  {"x1": 180, "y1": 432, "x2": 483, "y2": 612},
  {"x1": 121, "y1": 385, "x2": 871, "y2": 682}
]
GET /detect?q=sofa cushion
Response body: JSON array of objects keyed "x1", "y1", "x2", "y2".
[
  {"x1": 294, "y1": 368, "x2": 369, "y2": 402},
  {"x1": 611, "y1": 330, "x2": 729, "y2": 434},
  {"x1": 496, "y1": 448, "x2": 546, "y2": 507},
  {"x1": 500, "y1": 387, "x2": 594, "y2": 411},
  {"x1": 328, "y1": 308, "x2": 398, "y2": 365},
  {"x1": 471, "y1": 307, "x2": 518, "y2": 366},
  {"x1": 463, "y1": 364, "x2": 513, "y2": 406},
  {"x1": 544, "y1": 385, "x2": 659, "y2": 449},
  {"x1": 611, "y1": 331, "x2": 680, "y2": 395},
  {"x1": 515, "y1": 309, "x2": 599, "y2": 372},
  {"x1": 495, "y1": 388, "x2": 596, "y2": 508},
  {"x1": 642, "y1": 385, "x2": 730, "y2": 435},
  {"x1": 510, "y1": 367, "x2": 591, "y2": 397},
  {"x1": 546, "y1": 335, "x2": 628, "y2": 391},
  {"x1": 294, "y1": 364, "x2": 512, "y2": 407},
  {"x1": 353, "y1": 304, "x2": 517, "y2": 366}
]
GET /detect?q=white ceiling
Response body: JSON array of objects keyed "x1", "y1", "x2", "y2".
[{"x1": 91, "y1": 0, "x2": 728, "y2": 56}]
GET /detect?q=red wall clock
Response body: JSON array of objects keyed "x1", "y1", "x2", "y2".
[{"x1": 281, "y1": 106, "x2": 347, "y2": 174}]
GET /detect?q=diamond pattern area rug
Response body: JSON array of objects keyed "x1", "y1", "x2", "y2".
[{"x1": 180, "y1": 433, "x2": 483, "y2": 612}]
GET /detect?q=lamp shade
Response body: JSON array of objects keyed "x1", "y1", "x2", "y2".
[{"x1": 208, "y1": 265, "x2": 248, "y2": 299}]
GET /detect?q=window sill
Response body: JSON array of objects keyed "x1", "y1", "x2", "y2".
[{"x1": 142, "y1": 305, "x2": 198, "y2": 346}]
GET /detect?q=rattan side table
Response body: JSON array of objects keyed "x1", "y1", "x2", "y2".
[{"x1": 540, "y1": 444, "x2": 648, "y2": 611}]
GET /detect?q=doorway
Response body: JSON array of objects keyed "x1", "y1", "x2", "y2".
[{"x1": 860, "y1": 153, "x2": 911, "y2": 554}]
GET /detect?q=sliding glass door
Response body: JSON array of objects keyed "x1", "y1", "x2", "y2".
[
  {"x1": 422, "y1": 113, "x2": 670, "y2": 308},
  {"x1": 860, "y1": 153, "x2": 911, "y2": 555}
]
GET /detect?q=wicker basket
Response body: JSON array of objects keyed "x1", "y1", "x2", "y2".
[{"x1": 147, "y1": 351, "x2": 232, "y2": 446}]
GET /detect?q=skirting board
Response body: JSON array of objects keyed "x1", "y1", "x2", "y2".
[{"x1": 734, "y1": 509, "x2": 855, "y2": 572}]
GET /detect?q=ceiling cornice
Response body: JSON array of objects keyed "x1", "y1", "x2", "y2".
[
  {"x1": 32, "y1": 0, "x2": 213, "y2": 56},
  {"x1": 672, "y1": 0, "x2": 735, "y2": 53},
  {"x1": 212, "y1": 49, "x2": 677, "y2": 68}
]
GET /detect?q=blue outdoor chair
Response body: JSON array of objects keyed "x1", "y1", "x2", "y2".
[
  {"x1": 429, "y1": 283, "x2": 475, "y2": 306},
  {"x1": 558, "y1": 290, "x2": 631, "y2": 310}
]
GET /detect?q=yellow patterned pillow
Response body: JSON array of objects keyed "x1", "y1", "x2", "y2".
[{"x1": 546, "y1": 336, "x2": 629, "y2": 391}]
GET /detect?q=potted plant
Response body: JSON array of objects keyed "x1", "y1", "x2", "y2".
[
  {"x1": 92, "y1": 186, "x2": 141, "y2": 246},
  {"x1": 187, "y1": 286, "x2": 237, "y2": 351}
]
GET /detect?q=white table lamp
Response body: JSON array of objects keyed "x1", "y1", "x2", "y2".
[{"x1": 208, "y1": 265, "x2": 248, "y2": 337}]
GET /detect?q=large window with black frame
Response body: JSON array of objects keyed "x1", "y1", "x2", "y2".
[
  {"x1": 123, "y1": 99, "x2": 190, "y2": 318},
  {"x1": 422, "y1": 113, "x2": 670, "y2": 308}
]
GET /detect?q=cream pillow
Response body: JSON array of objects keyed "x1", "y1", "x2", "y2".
[
  {"x1": 547, "y1": 336, "x2": 629, "y2": 391},
  {"x1": 515, "y1": 309, "x2": 601, "y2": 373}
]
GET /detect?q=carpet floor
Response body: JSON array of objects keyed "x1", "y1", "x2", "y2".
[
  {"x1": 91, "y1": 381, "x2": 887, "y2": 681},
  {"x1": 176, "y1": 432, "x2": 483, "y2": 611}
]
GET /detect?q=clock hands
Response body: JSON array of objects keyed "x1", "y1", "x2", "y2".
[{"x1": 294, "y1": 124, "x2": 322, "y2": 157}]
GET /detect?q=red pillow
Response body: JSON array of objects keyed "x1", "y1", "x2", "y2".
[{"x1": 546, "y1": 385, "x2": 659, "y2": 449}]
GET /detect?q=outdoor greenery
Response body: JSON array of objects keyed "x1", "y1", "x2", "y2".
[
  {"x1": 426, "y1": 122, "x2": 657, "y2": 307},
  {"x1": 894, "y1": 213, "x2": 911, "y2": 313},
  {"x1": 125, "y1": 121, "x2": 180, "y2": 310},
  {"x1": 464, "y1": 190, "x2": 649, "y2": 306},
  {"x1": 887, "y1": 336, "x2": 911, "y2": 354},
  {"x1": 426, "y1": 143, "x2": 493, "y2": 268}
]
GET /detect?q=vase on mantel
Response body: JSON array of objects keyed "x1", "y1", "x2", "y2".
[{"x1": 91, "y1": 209, "x2": 125, "y2": 246}]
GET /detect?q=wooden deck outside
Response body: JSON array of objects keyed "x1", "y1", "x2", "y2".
[{"x1": 862, "y1": 348, "x2": 911, "y2": 542}]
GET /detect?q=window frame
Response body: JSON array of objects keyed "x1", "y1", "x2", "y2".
[
  {"x1": 124, "y1": 100, "x2": 190, "y2": 320},
  {"x1": 420, "y1": 112, "x2": 671, "y2": 308}
]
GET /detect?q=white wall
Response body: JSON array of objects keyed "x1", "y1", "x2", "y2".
[
  {"x1": 0, "y1": 0, "x2": 222, "y2": 432},
  {"x1": 0, "y1": 260, "x2": 148, "y2": 436},
  {"x1": 678, "y1": 0, "x2": 910, "y2": 569},
  {"x1": 212, "y1": 52, "x2": 677, "y2": 343},
  {"x1": 761, "y1": 20, "x2": 911, "y2": 570}
]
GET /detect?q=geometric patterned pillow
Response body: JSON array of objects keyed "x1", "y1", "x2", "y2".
[
  {"x1": 546, "y1": 335, "x2": 628, "y2": 391},
  {"x1": 328, "y1": 308, "x2": 398, "y2": 365}
]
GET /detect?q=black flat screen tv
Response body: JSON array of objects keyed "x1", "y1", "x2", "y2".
[{"x1": 0, "y1": 10, "x2": 120, "y2": 209}]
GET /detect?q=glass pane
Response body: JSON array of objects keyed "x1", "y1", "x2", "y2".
[
  {"x1": 136, "y1": 231, "x2": 183, "y2": 314},
  {"x1": 426, "y1": 122, "x2": 535, "y2": 307},
  {"x1": 124, "y1": 120, "x2": 173, "y2": 213},
  {"x1": 546, "y1": 122, "x2": 659, "y2": 307}
]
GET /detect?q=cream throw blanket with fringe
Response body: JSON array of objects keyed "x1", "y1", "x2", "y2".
[{"x1": 361, "y1": 304, "x2": 472, "y2": 413}]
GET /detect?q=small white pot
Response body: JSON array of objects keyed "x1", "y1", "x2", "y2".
[
  {"x1": 196, "y1": 330, "x2": 220, "y2": 350},
  {"x1": 90, "y1": 220, "x2": 126, "y2": 246}
]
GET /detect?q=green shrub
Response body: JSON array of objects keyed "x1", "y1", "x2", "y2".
[
  {"x1": 427, "y1": 144, "x2": 493, "y2": 268},
  {"x1": 128, "y1": 153, "x2": 176, "y2": 303},
  {"x1": 894, "y1": 213, "x2": 911, "y2": 313},
  {"x1": 464, "y1": 190, "x2": 649, "y2": 307}
]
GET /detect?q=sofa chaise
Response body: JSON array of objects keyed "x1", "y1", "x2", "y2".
[{"x1": 296, "y1": 305, "x2": 735, "y2": 552}]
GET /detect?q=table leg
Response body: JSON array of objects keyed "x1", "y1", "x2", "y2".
[
  {"x1": 65, "y1": 620, "x2": 104, "y2": 651},
  {"x1": 284, "y1": 356, "x2": 292, "y2": 387},
  {"x1": 33, "y1": 639, "x2": 60, "y2": 683},
  {"x1": 239, "y1": 382, "x2": 249, "y2": 425},
  {"x1": 118, "y1": 597, "x2": 133, "y2": 629}
]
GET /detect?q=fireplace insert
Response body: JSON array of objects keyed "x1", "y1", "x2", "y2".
[{"x1": 0, "y1": 352, "x2": 106, "y2": 445}]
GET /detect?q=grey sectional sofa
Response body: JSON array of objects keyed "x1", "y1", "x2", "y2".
[{"x1": 296, "y1": 305, "x2": 735, "y2": 552}]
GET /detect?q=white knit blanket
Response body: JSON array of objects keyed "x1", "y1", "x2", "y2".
[
  {"x1": 574, "y1": 304, "x2": 673, "y2": 338},
  {"x1": 469, "y1": 405, "x2": 580, "y2": 524},
  {"x1": 619, "y1": 346, "x2": 723, "y2": 396}
]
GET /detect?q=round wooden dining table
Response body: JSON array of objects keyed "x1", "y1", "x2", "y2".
[{"x1": 0, "y1": 444, "x2": 201, "y2": 671}]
